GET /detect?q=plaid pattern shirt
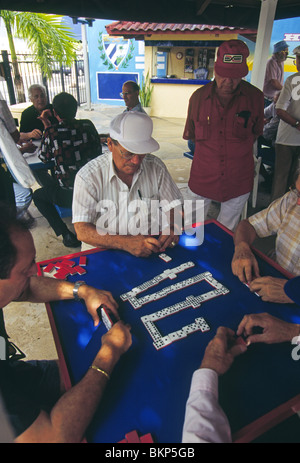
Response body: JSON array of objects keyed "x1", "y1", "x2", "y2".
[
  {"x1": 249, "y1": 190, "x2": 300, "y2": 275},
  {"x1": 39, "y1": 118, "x2": 102, "y2": 189}
]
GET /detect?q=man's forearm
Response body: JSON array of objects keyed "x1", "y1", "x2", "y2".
[
  {"x1": 74, "y1": 222, "x2": 131, "y2": 251},
  {"x1": 233, "y1": 219, "x2": 257, "y2": 248}
]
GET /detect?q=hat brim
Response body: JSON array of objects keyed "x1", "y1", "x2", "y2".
[
  {"x1": 118, "y1": 137, "x2": 160, "y2": 154},
  {"x1": 214, "y1": 62, "x2": 248, "y2": 79},
  {"x1": 284, "y1": 276, "x2": 300, "y2": 305}
]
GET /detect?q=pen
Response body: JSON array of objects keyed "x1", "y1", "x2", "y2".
[{"x1": 138, "y1": 189, "x2": 142, "y2": 200}]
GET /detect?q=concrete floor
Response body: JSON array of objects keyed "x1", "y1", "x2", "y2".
[{"x1": 4, "y1": 103, "x2": 273, "y2": 362}]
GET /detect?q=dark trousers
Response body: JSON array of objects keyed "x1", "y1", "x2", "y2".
[
  {"x1": 271, "y1": 144, "x2": 300, "y2": 201},
  {"x1": 0, "y1": 164, "x2": 15, "y2": 207},
  {"x1": 33, "y1": 173, "x2": 73, "y2": 237}
]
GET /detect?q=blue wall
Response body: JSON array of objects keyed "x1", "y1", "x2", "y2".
[{"x1": 87, "y1": 19, "x2": 145, "y2": 105}]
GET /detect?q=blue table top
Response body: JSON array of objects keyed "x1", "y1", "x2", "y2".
[{"x1": 42, "y1": 222, "x2": 300, "y2": 443}]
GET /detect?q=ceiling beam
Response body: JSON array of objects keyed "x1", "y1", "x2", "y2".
[{"x1": 196, "y1": 0, "x2": 213, "y2": 16}]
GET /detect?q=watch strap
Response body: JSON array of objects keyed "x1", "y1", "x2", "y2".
[{"x1": 73, "y1": 280, "x2": 86, "y2": 301}]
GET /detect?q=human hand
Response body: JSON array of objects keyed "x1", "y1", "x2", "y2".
[
  {"x1": 19, "y1": 141, "x2": 36, "y2": 154},
  {"x1": 200, "y1": 326, "x2": 247, "y2": 376},
  {"x1": 124, "y1": 235, "x2": 161, "y2": 257},
  {"x1": 249, "y1": 276, "x2": 294, "y2": 303},
  {"x1": 29, "y1": 129, "x2": 42, "y2": 139},
  {"x1": 80, "y1": 285, "x2": 119, "y2": 326},
  {"x1": 236, "y1": 313, "x2": 300, "y2": 345},
  {"x1": 231, "y1": 242, "x2": 260, "y2": 284},
  {"x1": 157, "y1": 228, "x2": 179, "y2": 252},
  {"x1": 38, "y1": 109, "x2": 53, "y2": 128},
  {"x1": 100, "y1": 320, "x2": 132, "y2": 359}
]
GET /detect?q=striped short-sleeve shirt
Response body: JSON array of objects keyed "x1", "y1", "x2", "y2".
[
  {"x1": 248, "y1": 191, "x2": 300, "y2": 275},
  {"x1": 72, "y1": 152, "x2": 183, "y2": 236}
]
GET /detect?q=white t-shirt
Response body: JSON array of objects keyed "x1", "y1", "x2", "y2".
[{"x1": 276, "y1": 71, "x2": 300, "y2": 146}]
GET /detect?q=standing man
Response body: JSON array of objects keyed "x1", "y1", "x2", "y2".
[
  {"x1": 183, "y1": 40, "x2": 264, "y2": 231},
  {"x1": 121, "y1": 81, "x2": 146, "y2": 113},
  {"x1": 263, "y1": 41, "x2": 289, "y2": 106},
  {"x1": 271, "y1": 45, "x2": 300, "y2": 201}
]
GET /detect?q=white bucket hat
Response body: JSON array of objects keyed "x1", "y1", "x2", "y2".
[{"x1": 109, "y1": 112, "x2": 160, "y2": 154}]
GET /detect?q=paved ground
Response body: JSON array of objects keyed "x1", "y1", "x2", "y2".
[{"x1": 4, "y1": 102, "x2": 273, "y2": 361}]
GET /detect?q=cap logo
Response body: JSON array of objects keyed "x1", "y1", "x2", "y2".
[{"x1": 223, "y1": 54, "x2": 243, "y2": 64}]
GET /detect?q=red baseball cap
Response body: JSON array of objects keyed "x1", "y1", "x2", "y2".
[{"x1": 214, "y1": 40, "x2": 249, "y2": 78}]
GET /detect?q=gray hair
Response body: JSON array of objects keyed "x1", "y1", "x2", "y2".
[{"x1": 28, "y1": 84, "x2": 47, "y2": 100}]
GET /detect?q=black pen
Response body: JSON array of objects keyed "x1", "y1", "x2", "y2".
[{"x1": 138, "y1": 189, "x2": 142, "y2": 200}]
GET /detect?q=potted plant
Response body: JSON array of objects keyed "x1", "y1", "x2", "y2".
[{"x1": 138, "y1": 72, "x2": 153, "y2": 115}]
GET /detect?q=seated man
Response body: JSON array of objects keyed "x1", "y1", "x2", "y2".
[
  {"x1": 0, "y1": 203, "x2": 131, "y2": 442},
  {"x1": 121, "y1": 80, "x2": 146, "y2": 113},
  {"x1": 33, "y1": 92, "x2": 102, "y2": 248},
  {"x1": 182, "y1": 277, "x2": 300, "y2": 443},
  {"x1": 231, "y1": 164, "x2": 300, "y2": 303},
  {"x1": 72, "y1": 111, "x2": 183, "y2": 257},
  {"x1": 19, "y1": 84, "x2": 55, "y2": 140}
]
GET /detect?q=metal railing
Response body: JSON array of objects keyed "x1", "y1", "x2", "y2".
[{"x1": 0, "y1": 52, "x2": 87, "y2": 106}]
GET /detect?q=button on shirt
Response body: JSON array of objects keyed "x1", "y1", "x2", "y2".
[
  {"x1": 72, "y1": 152, "x2": 183, "y2": 237},
  {"x1": 183, "y1": 81, "x2": 264, "y2": 202},
  {"x1": 248, "y1": 190, "x2": 300, "y2": 275}
]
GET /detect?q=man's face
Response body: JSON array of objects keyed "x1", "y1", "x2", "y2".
[
  {"x1": 122, "y1": 83, "x2": 139, "y2": 110},
  {"x1": 296, "y1": 55, "x2": 300, "y2": 72},
  {"x1": 30, "y1": 88, "x2": 47, "y2": 112},
  {"x1": 214, "y1": 73, "x2": 242, "y2": 95},
  {"x1": 0, "y1": 229, "x2": 37, "y2": 307},
  {"x1": 277, "y1": 48, "x2": 289, "y2": 62},
  {"x1": 108, "y1": 138, "x2": 145, "y2": 178}
]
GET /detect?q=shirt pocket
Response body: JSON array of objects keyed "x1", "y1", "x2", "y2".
[
  {"x1": 232, "y1": 113, "x2": 253, "y2": 139},
  {"x1": 195, "y1": 119, "x2": 211, "y2": 141}
]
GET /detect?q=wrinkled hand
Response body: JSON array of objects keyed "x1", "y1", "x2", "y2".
[
  {"x1": 231, "y1": 242, "x2": 260, "y2": 284},
  {"x1": 124, "y1": 235, "x2": 162, "y2": 257},
  {"x1": 237, "y1": 313, "x2": 300, "y2": 345},
  {"x1": 249, "y1": 276, "x2": 294, "y2": 303},
  {"x1": 200, "y1": 326, "x2": 247, "y2": 376},
  {"x1": 80, "y1": 285, "x2": 119, "y2": 326},
  {"x1": 157, "y1": 228, "x2": 179, "y2": 252}
]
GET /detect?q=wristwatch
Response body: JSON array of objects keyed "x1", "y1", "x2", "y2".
[
  {"x1": 73, "y1": 281, "x2": 86, "y2": 301},
  {"x1": 295, "y1": 121, "x2": 300, "y2": 128}
]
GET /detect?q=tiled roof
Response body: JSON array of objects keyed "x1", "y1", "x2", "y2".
[{"x1": 105, "y1": 21, "x2": 257, "y2": 36}]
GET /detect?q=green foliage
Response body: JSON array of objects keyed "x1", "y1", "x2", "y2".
[
  {"x1": 0, "y1": 10, "x2": 77, "y2": 78},
  {"x1": 138, "y1": 71, "x2": 153, "y2": 107}
]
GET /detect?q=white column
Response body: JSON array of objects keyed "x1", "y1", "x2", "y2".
[
  {"x1": 251, "y1": 0, "x2": 278, "y2": 91},
  {"x1": 81, "y1": 22, "x2": 92, "y2": 111}
]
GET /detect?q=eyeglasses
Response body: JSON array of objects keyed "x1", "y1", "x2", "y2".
[
  {"x1": 118, "y1": 147, "x2": 147, "y2": 161},
  {"x1": 120, "y1": 91, "x2": 135, "y2": 97}
]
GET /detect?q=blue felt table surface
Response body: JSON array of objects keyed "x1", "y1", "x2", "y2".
[{"x1": 43, "y1": 222, "x2": 300, "y2": 443}]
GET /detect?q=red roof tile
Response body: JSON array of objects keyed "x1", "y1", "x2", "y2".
[{"x1": 105, "y1": 21, "x2": 257, "y2": 36}]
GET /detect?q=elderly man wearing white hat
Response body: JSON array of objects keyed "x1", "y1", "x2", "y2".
[
  {"x1": 270, "y1": 45, "x2": 300, "y2": 201},
  {"x1": 72, "y1": 111, "x2": 183, "y2": 257}
]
